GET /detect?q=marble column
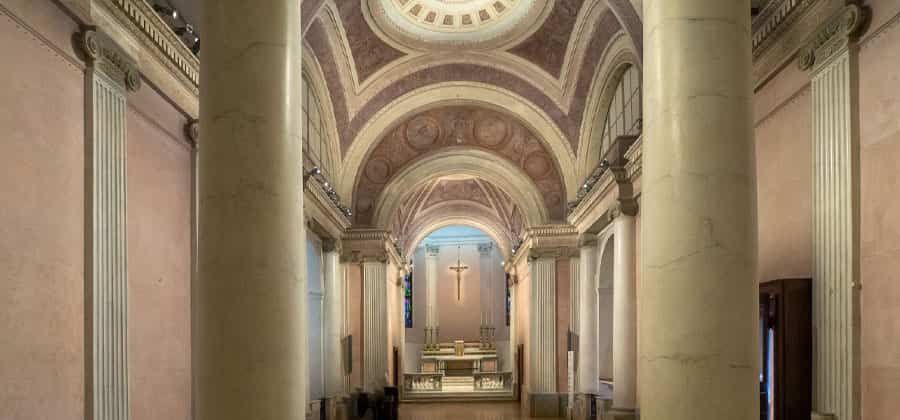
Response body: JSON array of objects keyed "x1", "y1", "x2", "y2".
[
  {"x1": 641, "y1": 1, "x2": 758, "y2": 419},
  {"x1": 363, "y1": 261, "x2": 389, "y2": 390},
  {"x1": 78, "y1": 28, "x2": 141, "y2": 420},
  {"x1": 576, "y1": 237, "x2": 599, "y2": 395},
  {"x1": 797, "y1": 5, "x2": 867, "y2": 420},
  {"x1": 611, "y1": 214, "x2": 637, "y2": 418},
  {"x1": 529, "y1": 257, "x2": 558, "y2": 415},
  {"x1": 424, "y1": 244, "x2": 440, "y2": 349},
  {"x1": 195, "y1": 1, "x2": 305, "y2": 419},
  {"x1": 323, "y1": 241, "x2": 344, "y2": 397}
]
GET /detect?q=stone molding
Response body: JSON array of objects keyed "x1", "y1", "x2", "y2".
[
  {"x1": 425, "y1": 244, "x2": 441, "y2": 256},
  {"x1": 797, "y1": 3, "x2": 868, "y2": 72},
  {"x1": 98, "y1": 0, "x2": 198, "y2": 92},
  {"x1": 341, "y1": 229, "x2": 403, "y2": 266},
  {"x1": 752, "y1": 0, "x2": 819, "y2": 58},
  {"x1": 76, "y1": 28, "x2": 141, "y2": 91},
  {"x1": 508, "y1": 224, "x2": 579, "y2": 264},
  {"x1": 568, "y1": 136, "x2": 641, "y2": 234}
]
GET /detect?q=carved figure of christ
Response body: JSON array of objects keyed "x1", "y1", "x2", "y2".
[{"x1": 449, "y1": 245, "x2": 469, "y2": 301}]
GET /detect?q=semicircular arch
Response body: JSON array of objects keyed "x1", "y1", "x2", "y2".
[
  {"x1": 338, "y1": 82, "x2": 579, "y2": 200},
  {"x1": 575, "y1": 33, "x2": 641, "y2": 181},
  {"x1": 404, "y1": 210, "x2": 513, "y2": 261},
  {"x1": 371, "y1": 149, "x2": 549, "y2": 227}
]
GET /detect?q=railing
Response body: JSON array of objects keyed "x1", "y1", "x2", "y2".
[
  {"x1": 404, "y1": 373, "x2": 443, "y2": 392},
  {"x1": 473, "y1": 372, "x2": 513, "y2": 391}
]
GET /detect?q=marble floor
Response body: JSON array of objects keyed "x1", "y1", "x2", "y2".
[{"x1": 398, "y1": 402, "x2": 560, "y2": 420}]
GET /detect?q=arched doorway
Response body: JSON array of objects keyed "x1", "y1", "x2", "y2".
[{"x1": 401, "y1": 225, "x2": 515, "y2": 400}]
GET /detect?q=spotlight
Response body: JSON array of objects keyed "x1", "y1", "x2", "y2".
[
  {"x1": 599, "y1": 159, "x2": 610, "y2": 169},
  {"x1": 175, "y1": 24, "x2": 194, "y2": 36},
  {"x1": 191, "y1": 39, "x2": 200, "y2": 55},
  {"x1": 305, "y1": 167, "x2": 321, "y2": 177},
  {"x1": 153, "y1": 4, "x2": 178, "y2": 20}
]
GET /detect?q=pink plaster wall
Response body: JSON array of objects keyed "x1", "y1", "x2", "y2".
[
  {"x1": 754, "y1": 83, "x2": 813, "y2": 283},
  {"x1": 858, "y1": 5, "x2": 900, "y2": 418},
  {"x1": 434, "y1": 244, "x2": 508, "y2": 342},
  {"x1": 126, "y1": 85, "x2": 192, "y2": 420},
  {"x1": 0, "y1": 3, "x2": 85, "y2": 419}
]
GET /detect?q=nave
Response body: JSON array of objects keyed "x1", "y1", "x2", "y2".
[{"x1": 399, "y1": 402, "x2": 557, "y2": 420}]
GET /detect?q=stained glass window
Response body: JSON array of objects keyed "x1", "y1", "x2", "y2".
[
  {"x1": 505, "y1": 272, "x2": 511, "y2": 326},
  {"x1": 404, "y1": 270, "x2": 413, "y2": 328}
]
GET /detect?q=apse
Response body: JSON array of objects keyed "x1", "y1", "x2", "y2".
[{"x1": 402, "y1": 225, "x2": 513, "y2": 397}]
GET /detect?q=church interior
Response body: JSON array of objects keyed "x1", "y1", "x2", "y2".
[{"x1": 2, "y1": 0, "x2": 899, "y2": 419}]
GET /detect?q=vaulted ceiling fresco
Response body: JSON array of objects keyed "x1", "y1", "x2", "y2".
[
  {"x1": 353, "y1": 105, "x2": 566, "y2": 224},
  {"x1": 300, "y1": 0, "x2": 643, "y2": 249}
]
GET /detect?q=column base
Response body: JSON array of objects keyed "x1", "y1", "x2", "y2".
[
  {"x1": 526, "y1": 392, "x2": 564, "y2": 418},
  {"x1": 606, "y1": 407, "x2": 637, "y2": 420},
  {"x1": 571, "y1": 394, "x2": 611, "y2": 420},
  {"x1": 811, "y1": 412, "x2": 835, "y2": 420}
]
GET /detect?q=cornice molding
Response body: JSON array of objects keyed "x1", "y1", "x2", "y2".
[
  {"x1": 99, "y1": 0, "x2": 199, "y2": 92},
  {"x1": 752, "y1": 0, "x2": 819, "y2": 59},
  {"x1": 508, "y1": 224, "x2": 579, "y2": 265},
  {"x1": 797, "y1": 3, "x2": 869, "y2": 72},
  {"x1": 341, "y1": 228, "x2": 403, "y2": 266},
  {"x1": 76, "y1": 27, "x2": 141, "y2": 91}
]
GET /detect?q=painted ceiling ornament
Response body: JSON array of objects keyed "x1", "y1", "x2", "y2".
[{"x1": 366, "y1": 0, "x2": 555, "y2": 50}]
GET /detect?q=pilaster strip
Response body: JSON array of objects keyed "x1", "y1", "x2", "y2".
[
  {"x1": 362, "y1": 261, "x2": 388, "y2": 390},
  {"x1": 529, "y1": 258, "x2": 557, "y2": 393},
  {"x1": 799, "y1": 4, "x2": 866, "y2": 419},
  {"x1": 79, "y1": 27, "x2": 138, "y2": 420}
]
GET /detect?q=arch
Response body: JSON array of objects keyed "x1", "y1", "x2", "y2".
[
  {"x1": 403, "y1": 209, "x2": 514, "y2": 261},
  {"x1": 575, "y1": 33, "x2": 641, "y2": 181},
  {"x1": 338, "y1": 82, "x2": 579, "y2": 200},
  {"x1": 301, "y1": 43, "x2": 343, "y2": 179},
  {"x1": 371, "y1": 149, "x2": 550, "y2": 227}
]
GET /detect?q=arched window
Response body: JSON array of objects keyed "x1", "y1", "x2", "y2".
[
  {"x1": 301, "y1": 74, "x2": 335, "y2": 178},
  {"x1": 599, "y1": 65, "x2": 641, "y2": 158}
]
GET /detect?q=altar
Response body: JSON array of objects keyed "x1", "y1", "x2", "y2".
[
  {"x1": 404, "y1": 341, "x2": 512, "y2": 400},
  {"x1": 420, "y1": 341, "x2": 500, "y2": 376}
]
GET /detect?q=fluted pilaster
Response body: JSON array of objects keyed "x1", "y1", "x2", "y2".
[
  {"x1": 363, "y1": 261, "x2": 389, "y2": 390},
  {"x1": 799, "y1": 5, "x2": 867, "y2": 420},
  {"x1": 529, "y1": 258, "x2": 557, "y2": 393},
  {"x1": 424, "y1": 244, "x2": 440, "y2": 349},
  {"x1": 79, "y1": 27, "x2": 140, "y2": 420}
]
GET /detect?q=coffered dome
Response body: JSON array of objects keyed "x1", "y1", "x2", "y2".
[{"x1": 366, "y1": 0, "x2": 554, "y2": 50}]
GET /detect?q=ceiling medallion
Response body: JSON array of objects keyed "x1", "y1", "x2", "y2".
[{"x1": 367, "y1": 0, "x2": 555, "y2": 50}]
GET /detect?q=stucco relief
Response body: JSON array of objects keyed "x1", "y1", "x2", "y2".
[
  {"x1": 336, "y1": 1, "x2": 407, "y2": 82},
  {"x1": 353, "y1": 106, "x2": 567, "y2": 224}
]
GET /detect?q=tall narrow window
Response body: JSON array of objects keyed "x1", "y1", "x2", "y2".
[
  {"x1": 598, "y1": 65, "x2": 642, "y2": 158},
  {"x1": 505, "y1": 272, "x2": 511, "y2": 326},
  {"x1": 301, "y1": 74, "x2": 333, "y2": 179},
  {"x1": 404, "y1": 270, "x2": 413, "y2": 328}
]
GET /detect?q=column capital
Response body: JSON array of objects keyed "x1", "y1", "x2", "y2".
[
  {"x1": 185, "y1": 119, "x2": 200, "y2": 148},
  {"x1": 477, "y1": 242, "x2": 494, "y2": 256},
  {"x1": 425, "y1": 244, "x2": 440, "y2": 257},
  {"x1": 797, "y1": 3, "x2": 869, "y2": 72},
  {"x1": 577, "y1": 233, "x2": 598, "y2": 248},
  {"x1": 76, "y1": 28, "x2": 141, "y2": 92},
  {"x1": 322, "y1": 238, "x2": 342, "y2": 254},
  {"x1": 340, "y1": 229, "x2": 400, "y2": 265}
]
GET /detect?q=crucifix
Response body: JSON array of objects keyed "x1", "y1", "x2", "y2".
[{"x1": 449, "y1": 245, "x2": 469, "y2": 301}]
